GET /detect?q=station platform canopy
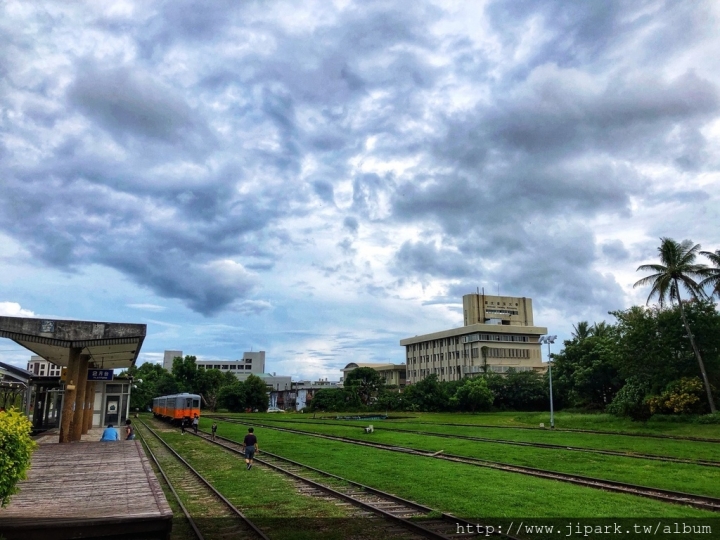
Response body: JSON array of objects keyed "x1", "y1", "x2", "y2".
[{"x1": 0, "y1": 316, "x2": 146, "y2": 370}]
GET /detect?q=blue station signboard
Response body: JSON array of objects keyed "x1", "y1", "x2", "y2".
[{"x1": 88, "y1": 369, "x2": 113, "y2": 381}]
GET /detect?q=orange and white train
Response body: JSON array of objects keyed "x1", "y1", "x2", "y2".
[{"x1": 152, "y1": 393, "x2": 201, "y2": 424}]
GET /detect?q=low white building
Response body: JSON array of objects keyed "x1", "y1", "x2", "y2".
[
  {"x1": 27, "y1": 355, "x2": 62, "y2": 378},
  {"x1": 195, "y1": 351, "x2": 266, "y2": 376}
]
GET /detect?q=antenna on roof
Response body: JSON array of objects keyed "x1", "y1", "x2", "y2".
[{"x1": 477, "y1": 287, "x2": 479, "y2": 294}]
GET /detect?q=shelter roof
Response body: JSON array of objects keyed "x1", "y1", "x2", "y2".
[
  {"x1": 0, "y1": 360, "x2": 33, "y2": 385},
  {"x1": 0, "y1": 316, "x2": 146, "y2": 370},
  {"x1": 342, "y1": 362, "x2": 403, "y2": 371}
]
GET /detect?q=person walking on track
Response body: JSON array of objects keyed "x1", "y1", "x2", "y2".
[{"x1": 243, "y1": 427, "x2": 258, "y2": 470}]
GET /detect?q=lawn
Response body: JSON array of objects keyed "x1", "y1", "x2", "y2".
[
  {"x1": 210, "y1": 416, "x2": 720, "y2": 499},
  {"x1": 219, "y1": 414, "x2": 720, "y2": 462},
  {"x1": 383, "y1": 411, "x2": 720, "y2": 440},
  {"x1": 196, "y1": 417, "x2": 718, "y2": 520}
]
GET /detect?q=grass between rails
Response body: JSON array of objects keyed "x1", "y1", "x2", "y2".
[
  {"x1": 382, "y1": 412, "x2": 720, "y2": 439},
  {"x1": 203, "y1": 419, "x2": 716, "y2": 520},
  {"x1": 382, "y1": 422, "x2": 720, "y2": 462},
  {"x1": 140, "y1": 426, "x2": 234, "y2": 539},
  {"x1": 144, "y1": 420, "x2": 420, "y2": 540},
  {"x1": 217, "y1": 416, "x2": 720, "y2": 500},
  {"x1": 224, "y1": 415, "x2": 720, "y2": 462},
  {"x1": 138, "y1": 435, "x2": 196, "y2": 540}
]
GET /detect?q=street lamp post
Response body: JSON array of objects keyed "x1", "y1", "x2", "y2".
[{"x1": 539, "y1": 335, "x2": 557, "y2": 428}]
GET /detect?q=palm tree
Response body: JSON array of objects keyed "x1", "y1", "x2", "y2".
[
  {"x1": 590, "y1": 321, "x2": 611, "y2": 338},
  {"x1": 634, "y1": 238, "x2": 715, "y2": 413},
  {"x1": 700, "y1": 249, "x2": 720, "y2": 298},
  {"x1": 572, "y1": 321, "x2": 591, "y2": 340}
]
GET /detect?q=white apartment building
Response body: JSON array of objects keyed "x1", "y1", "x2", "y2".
[
  {"x1": 195, "y1": 351, "x2": 266, "y2": 375},
  {"x1": 27, "y1": 355, "x2": 61, "y2": 378},
  {"x1": 400, "y1": 294, "x2": 548, "y2": 383}
]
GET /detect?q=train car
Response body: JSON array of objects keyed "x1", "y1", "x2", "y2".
[{"x1": 152, "y1": 393, "x2": 201, "y2": 424}]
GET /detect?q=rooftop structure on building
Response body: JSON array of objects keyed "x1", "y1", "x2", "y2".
[
  {"x1": 294, "y1": 378, "x2": 340, "y2": 389},
  {"x1": 400, "y1": 293, "x2": 547, "y2": 383},
  {"x1": 254, "y1": 372, "x2": 292, "y2": 391},
  {"x1": 341, "y1": 362, "x2": 407, "y2": 387},
  {"x1": 162, "y1": 350, "x2": 183, "y2": 371}
]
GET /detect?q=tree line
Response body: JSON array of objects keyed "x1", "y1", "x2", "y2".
[
  {"x1": 122, "y1": 355, "x2": 269, "y2": 412},
  {"x1": 548, "y1": 238, "x2": 719, "y2": 421},
  {"x1": 311, "y1": 238, "x2": 720, "y2": 420},
  {"x1": 308, "y1": 366, "x2": 548, "y2": 413}
]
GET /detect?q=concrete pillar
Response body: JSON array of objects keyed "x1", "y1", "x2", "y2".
[
  {"x1": 82, "y1": 380, "x2": 93, "y2": 434},
  {"x1": 85, "y1": 381, "x2": 96, "y2": 432},
  {"x1": 59, "y1": 348, "x2": 82, "y2": 443},
  {"x1": 70, "y1": 354, "x2": 90, "y2": 441}
]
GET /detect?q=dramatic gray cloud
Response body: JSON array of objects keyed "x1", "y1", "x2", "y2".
[
  {"x1": 0, "y1": 0, "x2": 719, "y2": 377},
  {"x1": 601, "y1": 240, "x2": 630, "y2": 262},
  {"x1": 68, "y1": 63, "x2": 206, "y2": 145},
  {"x1": 394, "y1": 240, "x2": 474, "y2": 279}
]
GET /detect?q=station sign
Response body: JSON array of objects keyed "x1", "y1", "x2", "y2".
[{"x1": 88, "y1": 369, "x2": 113, "y2": 381}]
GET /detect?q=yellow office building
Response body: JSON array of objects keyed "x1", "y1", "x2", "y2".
[{"x1": 400, "y1": 294, "x2": 547, "y2": 383}]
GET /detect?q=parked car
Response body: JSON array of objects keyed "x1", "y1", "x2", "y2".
[{"x1": 266, "y1": 406, "x2": 285, "y2": 413}]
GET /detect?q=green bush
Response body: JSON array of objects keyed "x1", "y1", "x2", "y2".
[
  {"x1": 696, "y1": 412, "x2": 720, "y2": 424},
  {"x1": 606, "y1": 378, "x2": 652, "y2": 421},
  {"x1": 646, "y1": 377, "x2": 710, "y2": 415},
  {"x1": 0, "y1": 409, "x2": 37, "y2": 507},
  {"x1": 452, "y1": 377, "x2": 494, "y2": 412}
]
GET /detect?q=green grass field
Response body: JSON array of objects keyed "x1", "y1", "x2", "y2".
[
  {"x1": 381, "y1": 411, "x2": 720, "y2": 439},
  {"x1": 143, "y1": 412, "x2": 720, "y2": 539},
  {"x1": 207, "y1": 415, "x2": 720, "y2": 499},
  {"x1": 219, "y1": 415, "x2": 720, "y2": 461},
  {"x1": 222, "y1": 420, "x2": 716, "y2": 517}
]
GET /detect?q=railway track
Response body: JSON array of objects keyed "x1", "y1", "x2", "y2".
[
  {"x1": 136, "y1": 420, "x2": 270, "y2": 540},
  {"x1": 186, "y1": 426, "x2": 520, "y2": 540},
  {"x1": 401, "y1": 420, "x2": 720, "y2": 444},
  {"x1": 213, "y1": 417, "x2": 720, "y2": 513},
  {"x1": 211, "y1": 415, "x2": 720, "y2": 468}
]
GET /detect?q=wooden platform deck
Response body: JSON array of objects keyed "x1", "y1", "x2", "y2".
[{"x1": 0, "y1": 441, "x2": 172, "y2": 540}]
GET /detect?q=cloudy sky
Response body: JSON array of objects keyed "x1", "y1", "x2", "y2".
[{"x1": 1, "y1": 1, "x2": 719, "y2": 380}]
